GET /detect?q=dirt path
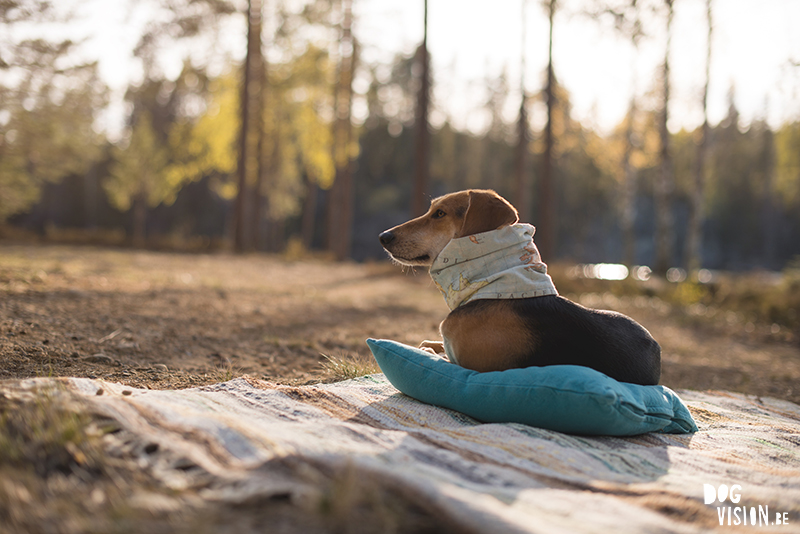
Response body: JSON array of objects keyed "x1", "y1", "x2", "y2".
[{"x1": 1, "y1": 244, "x2": 798, "y2": 404}]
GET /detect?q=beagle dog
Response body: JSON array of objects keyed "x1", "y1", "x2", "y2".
[{"x1": 379, "y1": 189, "x2": 661, "y2": 386}]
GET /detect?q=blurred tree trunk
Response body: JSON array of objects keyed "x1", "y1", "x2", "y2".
[
  {"x1": 514, "y1": 94, "x2": 530, "y2": 223},
  {"x1": 760, "y1": 119, "x2": 778, "y2": 269},
  {"x1": 539, "y1": 0, "x2": 557, "y2": 260},
  {"x1": 250, "y1": 10, "x2": 267, "y2": 251},
  {"x1": 83, "y1": 166, "x2": 98, "y2": 230},
  {"x1": 301, "y1": 177, "x2": 318, "y2": 249},
  {"x1": 266, "y1": 214, "x2": 284, "y2": 253},
  {"x1": 233, "y1": 0, "x2": 261, "y2": 252},
  {"x1": 621, "y1": 96, "x2": 638, "y2": 267},
  {"x1": 132, "y1": 191, "x2": 147, "y2": 247},
  {"x1": 264, "y1": 134, "x2": 282, "y2": 252},
  {"x1": 328, "y1": 0, "x2": 356, "y2": 260},
  {"x1": 322, "y1": 186, "x2": 333, "y2": 251},
  {"x1": 620, "y1": 1, "x2": 642, "y2": 268},
  {"x1": 411, "y1": 0, "x2": 430, "y2": 217},
  {"x1": 654, "y1": 0, "x2": 675, "y2": 275},
  {"x1": 325, "y1": 47, "x2": 339, "y2": 255},
  {"x1": 686, "y1": 0, "x2": 712, "y2": 273},
  {"x1": 513, "y1": 0, "x2": 530, "y2": 223}
]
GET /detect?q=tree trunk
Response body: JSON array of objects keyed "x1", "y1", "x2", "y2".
[
  {"x1": 250, "y1": 3, "x2": 266, "y2": 251},
  {"x1": 322, "y1": 186, "x2": 333, "y2": 251},
  {"x1": 513, "y1": 0, "x2": 530, "y2": 223},
  {"x1": 264, "y1": 126, "x2": 282, "y2": 252},
  {"x1": 132, "y1": 190, "x2": 147, "y2": 248},
  {"x1": 654, "y1": 0, "x2": 675, "y2": 275},
  {"x1": 326, "y1": 158, "x2": 340, "y2": 254},
  {"x1": 301, "y1": 177, "x2": 318, "y2": 250},
  {"x1": 621, "y1": 97, "x2": 637, "y2": 267},
  {"x1": 265, "y1": 213, "x2": 284, "y2": 253},
  {"x1": 539, "y1": 0, "x2": 556, "y2": 261},
  {"x1": 760, "y1": 124, "x2": 777, "y2": 269},
  {"x1": 329, "y1": 0, "x2": 356, "y2": 261},
  {"x1": 411, "y1": 0, "x2": 430, "y2": 217},
  {"x1": 514, "y1": 98, "x2": 529, "y2": 223},
  {"x1": 83, "y1": 165, "x2": 98, "y2": 230},
  {"x1": 686, "y1": 0, "x2": 711, "y2": 273},
  {"x1": 326, "y1": 62, "x2": 341, "y2": 254},
  {"x1": 233, "y1": 0, "x2": 259, "y2": 252}
]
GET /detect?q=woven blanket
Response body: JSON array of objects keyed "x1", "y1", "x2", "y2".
[{"x1": 17, "y1": 375, "x2": 800, "y2": 533}]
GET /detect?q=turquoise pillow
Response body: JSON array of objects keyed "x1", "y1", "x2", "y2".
[{"x1": 366, "y1": 338, "x2": 697, "y2": 436}]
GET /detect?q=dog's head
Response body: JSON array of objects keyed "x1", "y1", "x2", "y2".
[{"x1": 379, "y1": 189, "x2": 519, "y2": 267}]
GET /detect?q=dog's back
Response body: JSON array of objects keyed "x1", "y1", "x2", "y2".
[{"x1": 446, "y1": 295, "x2": 661, "y2": 385}]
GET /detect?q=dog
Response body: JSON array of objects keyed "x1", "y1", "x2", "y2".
[{"x1": 379, "y1": 189, "x2": 661, "y2": 386}]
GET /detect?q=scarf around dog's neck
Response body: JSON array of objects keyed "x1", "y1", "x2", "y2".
[{"x1": 429, "y1": 223, "x2": 558, "y2": 310}]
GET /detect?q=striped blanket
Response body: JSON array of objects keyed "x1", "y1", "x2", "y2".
[{"x1": 21, "y1": 375, "x2": 800, "y2": 532}]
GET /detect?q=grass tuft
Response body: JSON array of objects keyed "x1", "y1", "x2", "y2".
[
  {"x1": 320, "y1": 351, "x2": 381, "y2": 381},
  {"x1": 0, "y1": 385, "x2": 102, "y2": 477},
  {"x1": 213, "y1": 358, "x2": 242, "y2": 382}
]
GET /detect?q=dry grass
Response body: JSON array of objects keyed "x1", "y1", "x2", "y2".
[
  {"x1": 0, "y1": 385, "x2": 139, "y2": 534},
  {"x1": 320, "y1": 351, "x2": 382, "y2": 381},
  {"x1": 0, "y1": 385, "x2": 99, "y2": 476}
]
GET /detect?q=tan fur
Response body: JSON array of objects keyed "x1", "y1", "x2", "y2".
[
  {"x1": 380, "y1": 189, "x2": 518, "y2": 267},
  {"x1": 439, "y1": 301, "x2": 535, "y2": 372},
  {"x1": 380, "y1": 189, "x2": 522, "y2": 370}
]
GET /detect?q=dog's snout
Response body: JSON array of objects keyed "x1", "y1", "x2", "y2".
[{"x1": 379, "y1": 231, "x2": 395, "y2": 246}]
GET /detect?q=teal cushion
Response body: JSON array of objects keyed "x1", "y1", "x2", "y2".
[{"x1": 366, "y1": 338, "x2": 697, "y2": 436}]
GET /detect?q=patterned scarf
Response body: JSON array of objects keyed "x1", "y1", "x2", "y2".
[{"x1": 429, "y1": 223, "x2": 558, "y2": 310}]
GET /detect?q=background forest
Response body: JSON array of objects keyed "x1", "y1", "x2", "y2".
[{"x1": 2, "y1": 0, "x2": 800, "y2": 272}]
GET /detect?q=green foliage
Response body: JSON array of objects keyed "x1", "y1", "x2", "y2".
[
  {"x1": 1, "y1": 6, "x2": 109, "y2": 221},
  {"x1": 266, "y1": 43, "x2": 336, "y2": 218},
  {"x1": 162, "y1": 44, "x2": 335, "y2": 221},
  {"x1": 105, "y1": 112, "x2": 169, "y2": 210},
  {"x1": 700, "y1": 110, "x2": 777, "y2": 264},
  {"x1": 167, "y1": 73, "x2": 240, "y2": 200},
  {"x1": 0, "y1": 40, "x2": 108, "y2": 222},
  {"x1": 2, "y1": 0, "x2": 800, "y2": 266},
  {"x1": 0, "y1": 143, "x2": 40, "y2": 220},
  {"x1": 670, "y1": 281, "x2": 710, "y2": 306},
  {"x1": 775, "y1": 121, "x2": 800, "y2": 206},
  {"x1": 132, "y1": 0, "x2": 237, "y2": 79}
]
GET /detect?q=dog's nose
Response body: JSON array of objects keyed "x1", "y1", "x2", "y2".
[{"x1": 379, "y1": 231, "x2": 395, "y2": 246}]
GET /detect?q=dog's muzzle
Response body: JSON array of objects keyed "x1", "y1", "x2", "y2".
[{"x1": 379, "y1": 231, "x2": 395, "y2": 247}]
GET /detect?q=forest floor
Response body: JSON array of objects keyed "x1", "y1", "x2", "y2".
[
  {"x1": 1, "y1": 243, "x2": 797, "y2": 402},
  {"x1": 1, "y1": 243, "x2": 798, "y2": 532}
]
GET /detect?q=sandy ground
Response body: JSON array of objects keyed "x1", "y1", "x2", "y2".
[{"x1": 1, "y1": 243, "x2": 798, "y2": 404}]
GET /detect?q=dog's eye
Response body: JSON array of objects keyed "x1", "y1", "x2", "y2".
[{"x1": 432, "y1": 209, "x2": 446, "y2": 219}]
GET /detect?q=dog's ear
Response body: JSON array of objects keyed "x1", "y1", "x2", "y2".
[{"x1": 456, "y1": 190, "x2": 519, "y2": 238}]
